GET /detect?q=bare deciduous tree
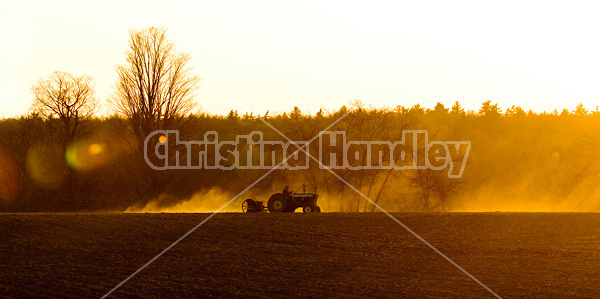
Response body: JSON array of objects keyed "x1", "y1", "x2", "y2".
[
  {"x1": 110, "y1": 27, "x2": 199, "y2": 147},
  {"x1": 109, "y1": 27, "x2": 199, "y2": 202},
  {"x1": 31, "y1": 72, "x2": 97, "y2": 205},
  {"x1": 32, "y1": 71, "x2": 97, "y2": 147}
]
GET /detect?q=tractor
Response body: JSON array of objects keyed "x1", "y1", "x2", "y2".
[{"x1": 242, "y1": 185, "x2": 321, "y2": 213}]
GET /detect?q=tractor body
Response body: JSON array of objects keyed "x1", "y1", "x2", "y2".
[{"x1": 242, "y1": 191, "x2": 321, "y2": 213}]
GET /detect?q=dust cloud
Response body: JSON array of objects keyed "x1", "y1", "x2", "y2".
[
  {"x1": 126, "y1": 188, "x2": 241, "y2": 213},
  {"x1": 124, "y1": 185, "x2": 350, "y2": 213}
]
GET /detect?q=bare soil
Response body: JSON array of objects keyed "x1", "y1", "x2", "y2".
[{"x1": 2, "y1": 213, "x2": 600, "y2": 298}]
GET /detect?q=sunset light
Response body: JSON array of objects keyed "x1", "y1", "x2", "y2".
[{"x1": 2, "y1": 1, "x2": 600, "y2": 298}]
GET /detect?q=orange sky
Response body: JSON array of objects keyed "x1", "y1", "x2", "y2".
[{"x1": 1, "y1": 0, "x2": 599, "y2": 117}]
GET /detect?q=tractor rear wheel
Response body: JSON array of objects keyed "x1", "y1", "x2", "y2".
[
  {"x1": 315, "y1": 206, "x2": 321, "y2": 213},
  {"x1": 268, "y1": 194, "x2": 287, "y2": 213}
]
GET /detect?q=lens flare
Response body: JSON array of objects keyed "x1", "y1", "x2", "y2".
[
  {"x1": 88, "y1": 143, "x2": 104, "y2": 155},
  {"x1": 26, "y1": 144, "x2": 66, "y2": 189},
  {"x1": 65, "y1": 145, "x2": 83, "y2": 170},
  {"x1": 0, "y1": 148, "x2": 19, "y2": 201},
  {"x1": 66, "y1": 141, "x2": 108, "y2": 171}
]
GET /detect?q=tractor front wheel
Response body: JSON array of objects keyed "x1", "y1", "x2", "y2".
[{"x1": 303, "y1": 205, "x2": 317, "y2": 213}]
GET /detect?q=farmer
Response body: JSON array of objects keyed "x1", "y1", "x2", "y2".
[{"x1": 282, "y1": 186, "x2": 292, "y2": 198}]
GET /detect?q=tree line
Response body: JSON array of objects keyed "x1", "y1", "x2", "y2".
[{"x1": 1, "y1": 27, "x2": 599, "y2": 212}]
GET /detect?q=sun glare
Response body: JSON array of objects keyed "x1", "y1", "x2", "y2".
[{"x1": 88, "y1": 143, "x2": 104, "y2": 155}]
